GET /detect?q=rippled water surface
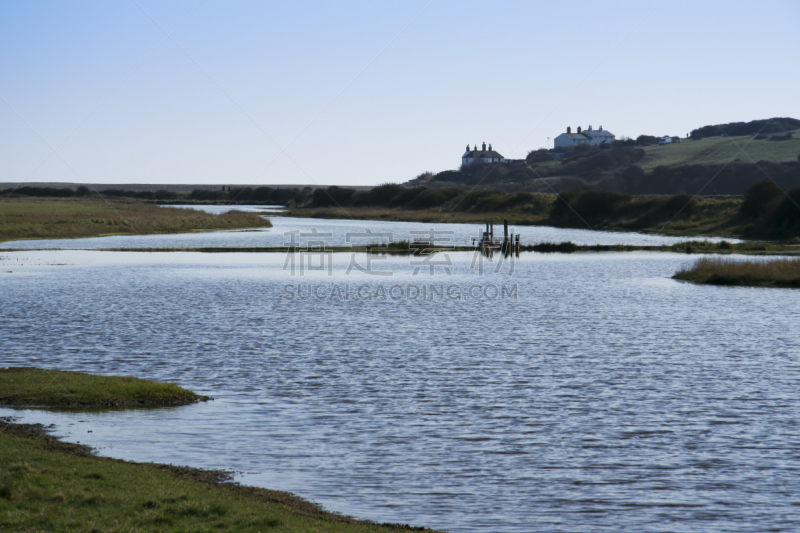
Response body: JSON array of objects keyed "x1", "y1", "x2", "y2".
[{"x1": 0, "y1": 220, "x2": 797, "y2": 533}]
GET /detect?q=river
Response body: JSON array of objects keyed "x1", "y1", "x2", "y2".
[{"x1": 1, "y1": 216, "x2": 797, "y2": 532}]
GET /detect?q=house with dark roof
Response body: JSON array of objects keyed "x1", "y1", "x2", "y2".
[
  {"x1": 462, "y1": 142, "x2": 506, "y2": 166},
  {"x1": 553, "y1": 125, "x2": 615, "y2": 149}
]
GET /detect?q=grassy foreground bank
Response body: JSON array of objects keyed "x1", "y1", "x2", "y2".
[
  {"x1": 673, "y1": 256, "x2": 800, "y2": 287},
  {"x1": 0, "y1": 368, "x2": 438, "y2": 531},
  {"x1": 0, "y1": 368, "x2": 210, "y2": 408},
  {"x1": 0, "y1": 198, "x2": 271, "y2": 243},
  {"x1": 0, "y1": 420, "x2": 436, "y2": 532}
]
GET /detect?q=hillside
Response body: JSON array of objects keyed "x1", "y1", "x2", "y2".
[{"x1": 640, "y1": 130, "x2": 800, "y2": 171}]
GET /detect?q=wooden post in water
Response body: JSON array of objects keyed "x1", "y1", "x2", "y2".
[
  {"x1": 503, "y1": 220, "x2": 509, "y2": 254},
  {"x1": 516, "y1": 234, "x2": 520, "y2": 255}
]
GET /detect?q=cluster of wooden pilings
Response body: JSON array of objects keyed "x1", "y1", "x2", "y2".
[{"x1": 474, "y1": 220, "x2": 520, "y2": 256}]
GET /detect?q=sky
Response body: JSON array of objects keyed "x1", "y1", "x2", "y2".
[{"x1": 1, "y1": 0, "x2": 799, "y2": 186}]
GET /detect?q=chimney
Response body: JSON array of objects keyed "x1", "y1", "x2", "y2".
[
  {"x1": 577, "y1": 126, "x2": 582, "y2": 133},
  {"x1": 474, "y1": 144, "x2": 477, "y2": 151},
  {"x1": 599, "y1": 125, "x2": 603, "y2": 131},
  {"x1": 567, "y1": 126, "x2": 571, "y2": 134},
  {"x1": 466, "y1": 143, "x2": 470, "y2": 152},
  {"x1": 489, "y1": 143, "x2": 492, "y2": 151},
  {"x1": 482, "y1": 142, "x2": 486, "y2": 151},
  {"x1": 588, "y1": 125, "x2": 592, "y2": 131}
]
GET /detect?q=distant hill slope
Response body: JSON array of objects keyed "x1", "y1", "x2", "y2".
[
  {"x1": 690, "y1": 117, "x2": 800, "y2": 139},
  {"x1": 640, "y1": 131, "x2": 800, "y2": 171}
]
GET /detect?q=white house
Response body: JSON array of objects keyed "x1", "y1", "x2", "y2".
[
  {"x1": 462, "y1": 142, "x2": 506, "y2": 166},
  {"x1": 553, "y1": 125, "x2": 615, "y2": 149}
]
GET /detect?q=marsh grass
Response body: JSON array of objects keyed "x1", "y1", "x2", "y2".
[
  {"x1": 0, "y1": 368, "x2": 210, "y2": 407},
  {"x1": 0, "y1": 198, "x2": 271, "y2": 243},
  {"x1": 673, "y1": 256, "x2": 800, "y2": 287},
  {"x1": 0, "y1": 420, "x2": 438, "y2": 533}
]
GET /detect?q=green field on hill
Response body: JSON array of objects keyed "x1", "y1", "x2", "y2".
[{"x1": 640, "y1": 131, "x2": 800, "y2": 171}]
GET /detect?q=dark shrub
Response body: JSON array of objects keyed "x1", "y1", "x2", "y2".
[
  {"x1": 432, "y1": 170, "x2": 465, "y2": 182},
  {"x1": 631, "y1": 193, "x2": 696, "y2": 228},
  {"x1": 407, "y1": 188, "x2": 462, "y2": 209},
  {"x1": 311, "y1": 186, "x2": 356, "y2": 208},
  {"x1": 353, "y1": 184, "x2": 405, "y2": 207},
  {"x1": 550, "y1": 189, "x2": 631, "y2": 224},
  {"x1": 15, "y1": 186, "x2": 74, "y2": 197},
  {"x1": 768, "y1": 132, "x2": 793, "y2": 141},
  {"x1": 613, "y1": 138, "x2": 637, "y2": 147},
  {"x1": 154, "y1": 190, "x2": 178, "y2": 200},
  {"x1": 501, "y1": 192, "x2": 537, "y2": 209},
  {"x1": 188, "y1": 189, "x2": 226, "y2": 201},
  {"x1": 75, "y1": 186, "x2": 90, "y2": 197},
  {"x1": 636, "y1": 135, "x2": 659, "y2": 146},
  {"x1": 662, "y1": 193, "x2": 695, "y2": 216},
  {"x1": 740, "y1": 181, "x2": 784, "y2": 218},
  {"x1": 621, "y1": 165, "x2": 646, "y2": 183},
  {"x1": 759, "y1": 188, "x2": 800, "y2": 237},
  {"x1": 250, "y1": 186, "x2": 275, "y2": 202},
  {"x1": 526, "y1": 149, "x2": 556, "y2": 164},
  {"x1": 229, "y1": 187, "x2": 253, "y2": 202},
  {"x1": 101, "y1": 189, "x2": 132, "y2": 198},
  {"x1": 457, "y1": 190, "x2": 505, "y2": 211},
  {"x1": 389, "y1": 187, "x2": 426, "y2": 208},
  {"x1": 250, "y1": 186, "x2": 305, "y2": 205}
]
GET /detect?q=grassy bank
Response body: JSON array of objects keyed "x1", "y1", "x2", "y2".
[
  {"x1": 673, "y1": 256, "x2": 800, "y2": 287},
  {"x1": 0, "y1": 368, "x2": 210, "y2": 408},
  {"x1": 0, "y1": 198, "x2": 271, "y2": 243},
  {"x1": 0, "y1": 419, "x2": 437, "y2": 532}
]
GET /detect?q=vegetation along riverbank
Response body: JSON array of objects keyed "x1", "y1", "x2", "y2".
[
  {"x1": 0, "y1": 198, "x2": 271, "y2": 243},
  {"x1": 287, "y1": 182, "x2": 800, "y2": 240},
  {"x1": 673, "y1": 256, "x2": 800, "y2": 287},
  {"x1": 0, "y1": 368, "x2": 439, "y2": 532},
  {"x1": 4, "y1": 239, "x2": 790, "y2": 255}
]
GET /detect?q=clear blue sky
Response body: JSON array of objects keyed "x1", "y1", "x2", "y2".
[{"x1": 1, "y1": 0, "x2": 798, "y2": 186}]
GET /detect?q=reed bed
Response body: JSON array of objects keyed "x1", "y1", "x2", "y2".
[{"x1": 674, "y1": 256, "x2": 800, "y2": 287}]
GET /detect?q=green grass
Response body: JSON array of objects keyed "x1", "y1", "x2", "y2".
[
  {"x1": 640, "y1": 131, "x2": 800, "y2": 171},
  {"x1": 0, "y1": 198, "x2": 272, "y2": 243},
  {"x1": 673, "y1": 256, "x2": 800, "y2": 287},
  {"x1": 0, "y1": 420, "x2": 438, "y2": 532},
  {"x1": 0, "y1": 368, "x2": 210, "y2": 408}
]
